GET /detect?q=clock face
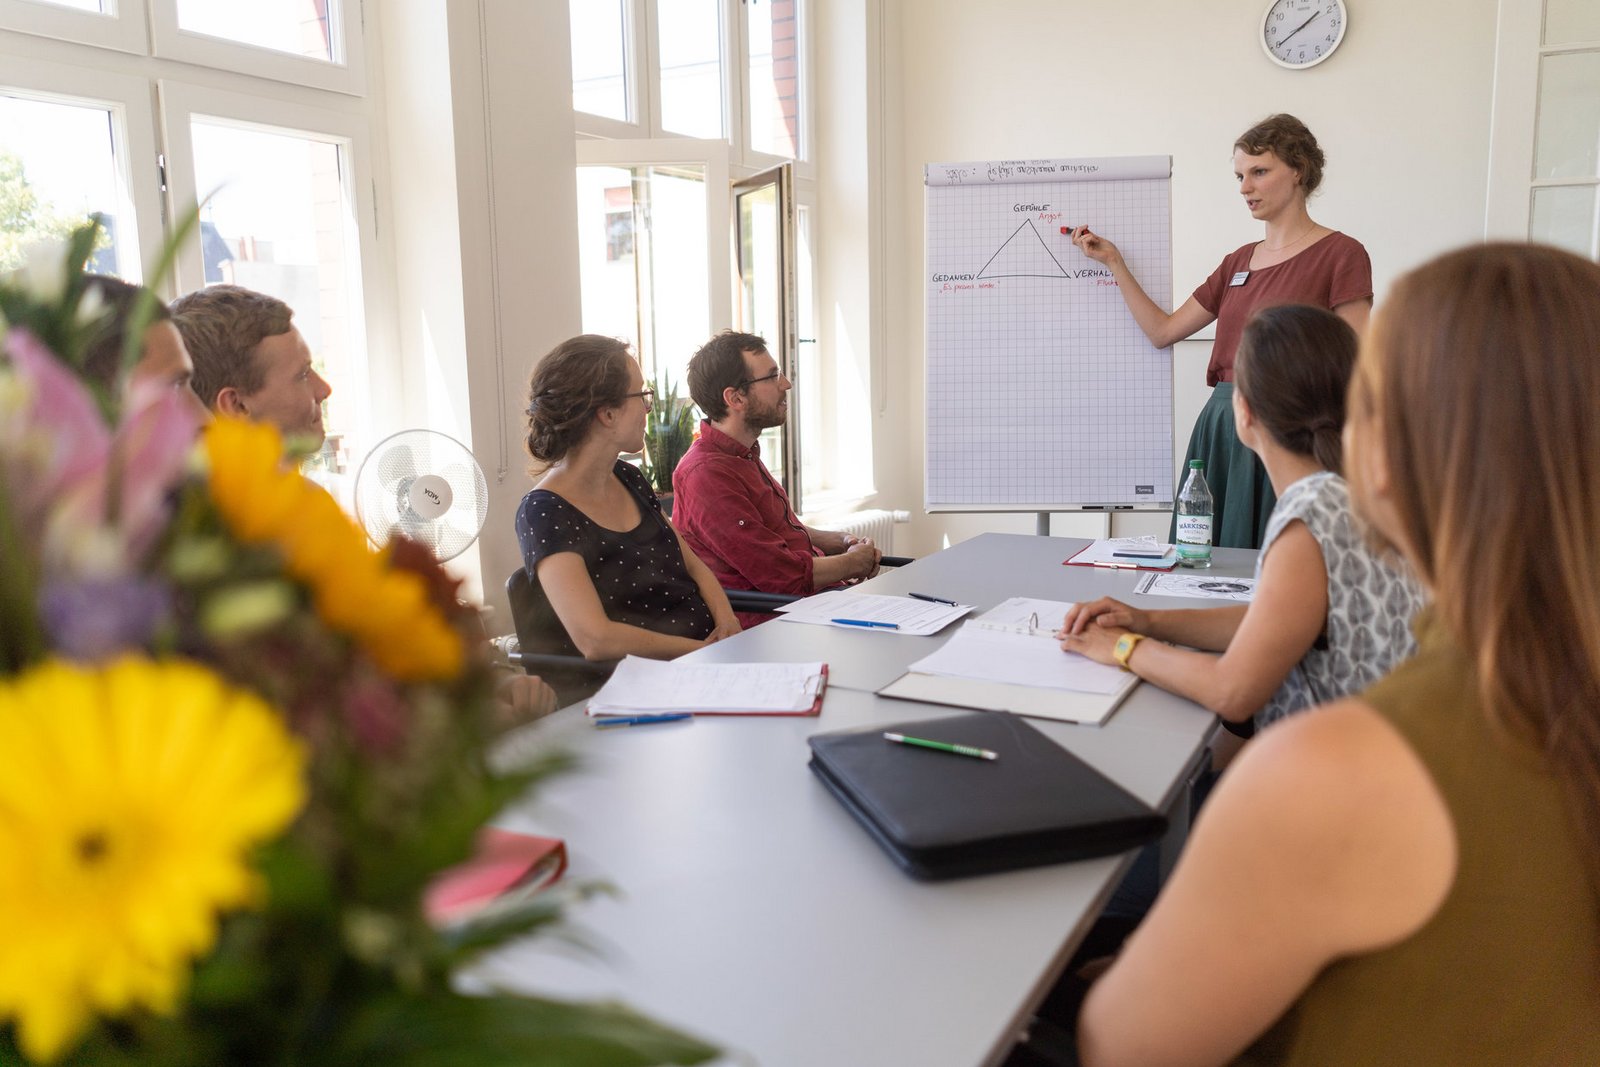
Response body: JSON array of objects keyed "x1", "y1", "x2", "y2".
[{"x1": 1261, "y1": 0, "x2": 1347, "y2": 69}]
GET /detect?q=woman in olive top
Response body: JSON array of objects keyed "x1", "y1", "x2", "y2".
[
  {"x1": 1076, "y1": 243, "x2": 1600, "y2": 1066},
  {"x1": 1071, "y1": 114, "x2": 1371, "y2": 549}
]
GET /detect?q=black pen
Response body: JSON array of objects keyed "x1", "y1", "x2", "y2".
[{"x1": 907, "y1": 592, "x2": 958, "y2": 605}]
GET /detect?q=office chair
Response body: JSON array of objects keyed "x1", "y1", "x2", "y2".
[
  {"x1": 503, "y1": 570, "x2": 820, "y2": 702},
  {"x1": 504, "y1": 568, "x2": 619, "y2": 705}
]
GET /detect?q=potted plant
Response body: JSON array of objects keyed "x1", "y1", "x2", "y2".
[{"x1": 641, "y1": 368, "x2": 699, "y2": 515}]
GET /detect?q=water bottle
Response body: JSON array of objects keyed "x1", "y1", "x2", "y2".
[{"x1": 1175, "y1": 459, "x2": 1213, "y2": 569}]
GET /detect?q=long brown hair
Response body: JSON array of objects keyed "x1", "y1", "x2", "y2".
[{"x1": 1351, "y1": 242, "x2": 1600, "y2": 885}]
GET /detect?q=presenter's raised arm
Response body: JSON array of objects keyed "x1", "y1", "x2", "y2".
[{"x1": 1072, "y1": 226, "x2": 1215, "y2": 349}]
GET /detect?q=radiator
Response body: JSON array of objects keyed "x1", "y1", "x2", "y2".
[{"x1": 809, "y1": 508, "x2": 909, "y2": 555}]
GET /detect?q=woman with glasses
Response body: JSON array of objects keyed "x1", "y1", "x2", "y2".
[{"x1": 517, "y1": 334, "x2": 741, "y2": 661}]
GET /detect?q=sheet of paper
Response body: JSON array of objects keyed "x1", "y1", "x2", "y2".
[
  {"x1": 905, "y1": 621, "x2": 1127, "y2": 695},
  {"x1": 774, "y1": 589, "x2": 972, "y2": 635},
  {"x1": 1134, "y1": 572, "x2": 1256, "y2": 602},
  {"x1": 587, "y1": 657, "x2": 826, "y2": 714}
]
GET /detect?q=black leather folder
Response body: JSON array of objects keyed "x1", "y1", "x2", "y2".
[{"x1": 808, "y1": 712, "x2": 1167, "y2": 880}]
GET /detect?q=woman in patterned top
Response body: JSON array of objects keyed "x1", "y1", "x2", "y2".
[
  {"x1": 1059, "y1": 305, "x2": 1425, "y2": 734},
  {"x1": 516, "y1": 334, "x2": 740, "y2": 661}
]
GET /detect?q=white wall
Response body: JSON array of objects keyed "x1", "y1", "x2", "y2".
[
  {"x1": 381, "y1": 0, "x2": 582, "y2": 619},
  {"x1": 871, "y1": 0, "x2": 1501, "y2": 555}
]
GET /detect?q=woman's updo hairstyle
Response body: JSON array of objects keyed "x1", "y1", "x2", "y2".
[
  {"x1": 524, "y1": 334, "x2": 634, "y2": 464},
  {"x1": 1233, "y1": 304, "x2": 1356, "y2": 474},
  {"x1": 1235, "y1": 113, "x2": 1325, "y2": 195}
]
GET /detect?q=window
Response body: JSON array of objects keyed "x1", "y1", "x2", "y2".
[
  {"x1": 0, "y1": 91, "x2": 138, "y2": 277},
  {"x1": 575, "y1": 141, "x2": 728, "y2": 396},
  {"x1": 744, "y1": 0, "x2": 801, "y2": 159},
  {"x1": 658, "y1": 0, "x2": 723, "y2": 139},
  {"x1": 1, "y1": 0, "x2": 388, "y2": 475},
  {"x1": 1486, "y1": 0, "x2": 1600, "y2": 258},
  {"x1": 570, "y1": 0, "x2": 829, "y2": 502},
  {"x1": 732, "y1": 164, "x2": 796, "y2": 493},
  {"x1": 570, "y1": 0, "x2": 631, "y2": 123}
]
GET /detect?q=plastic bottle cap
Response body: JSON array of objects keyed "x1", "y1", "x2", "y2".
[{"x1": 1188, "y1": 459, "x2": 1204, "y2": 469}]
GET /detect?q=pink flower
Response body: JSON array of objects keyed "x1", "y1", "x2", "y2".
[{"x1": 4, "y1": 326, "x2": 201, "y2": 571}]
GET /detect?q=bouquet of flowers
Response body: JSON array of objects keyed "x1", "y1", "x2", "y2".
[{"x1": 0, "y1": 228, "x2": 716, "y2": 1066}]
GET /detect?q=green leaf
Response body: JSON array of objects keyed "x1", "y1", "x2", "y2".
[{"x1": 340, "y1": 993, "x2": 720, "y2": 1067}]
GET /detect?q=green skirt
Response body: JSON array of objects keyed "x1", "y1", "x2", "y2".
[{"x1": 1168, "y1": 383, "x2": 1276, "y2": 550}]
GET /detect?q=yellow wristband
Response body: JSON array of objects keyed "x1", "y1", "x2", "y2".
[{"x1": 1113, "y1": 632, "x2": 1147, "y2": 671}]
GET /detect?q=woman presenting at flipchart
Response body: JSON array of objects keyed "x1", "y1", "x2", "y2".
[{"x1": 1071, "y1": 113, "x2": 1371, "y2": 549}]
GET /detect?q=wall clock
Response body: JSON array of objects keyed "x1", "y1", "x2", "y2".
[{"x1": 1261, "y1": 0, "x2": 1347, "y2": 70}]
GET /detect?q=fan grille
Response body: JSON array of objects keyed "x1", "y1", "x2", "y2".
[{"x1": 354, "y1": 430, "x2": 489, "y2": 561}]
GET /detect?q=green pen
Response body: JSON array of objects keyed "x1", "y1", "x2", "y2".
[{"x1": 882, "y1": 732, "x2": 998, "y2": 761}]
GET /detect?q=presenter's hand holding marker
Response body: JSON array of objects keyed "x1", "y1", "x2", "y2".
[
  {"x1": 1070, "y1": 225, "x2": 1126, "y2": 272},
  {"x1": 1058, "y1": 596, "x2": 1149, "y2": 637}
]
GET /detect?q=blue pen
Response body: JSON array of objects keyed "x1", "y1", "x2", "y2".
[
  {"x1": 594, "y1": 713, "x2": 694, "y2": 727},
  {"x1": 831, "y1": 618, "x2": 900, "y2": 629}
]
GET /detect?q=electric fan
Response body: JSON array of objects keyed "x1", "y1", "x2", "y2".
[{"x1": 353, "y1": 429, "x2": 489, "y2": 561}]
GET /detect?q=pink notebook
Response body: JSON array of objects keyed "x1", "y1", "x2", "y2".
[{"x1": 424, "y1": 827, "x2": 567, "y2": 926}]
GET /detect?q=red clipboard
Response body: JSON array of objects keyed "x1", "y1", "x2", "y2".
[{"x1": 1063, "y1": 545, "x2": 1179, "y2": 572}]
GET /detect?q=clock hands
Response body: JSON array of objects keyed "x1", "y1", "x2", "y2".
[{"x1": 1278, "y1": 9, "x2": 1321, "y2": 48}]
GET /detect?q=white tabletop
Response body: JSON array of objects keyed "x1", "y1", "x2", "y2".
[{"x1": 478, "y1": 533, "x2": 1256, "y2": 1067}]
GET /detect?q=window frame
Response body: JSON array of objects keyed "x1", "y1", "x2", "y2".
[
  {"x1": 0, "y1": 0, "x2": 150, "y2": 55},
  {"x1": 148, "y1": 0, "x2": 367, "y2": 97}
]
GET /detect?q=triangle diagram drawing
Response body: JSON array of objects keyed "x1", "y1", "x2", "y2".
[{"x1": 977, "y1": 219, "x2": 1069, "y2": 279}]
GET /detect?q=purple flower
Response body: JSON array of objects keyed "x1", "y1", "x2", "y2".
[
  {"x1": 39, "y1": 576, "x2": 172, "y2": 661},
  {"x1": 342, "y1": 673, "x2": 411, "y2": 756}
]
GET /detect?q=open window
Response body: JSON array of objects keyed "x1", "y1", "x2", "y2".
[{"x1": 731, "y1": 162, "x2": 797, "y2": 496}]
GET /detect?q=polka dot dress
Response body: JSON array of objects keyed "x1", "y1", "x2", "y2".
[{"x1": 515, "y1": 460, "x2": 715, "y2": 654}]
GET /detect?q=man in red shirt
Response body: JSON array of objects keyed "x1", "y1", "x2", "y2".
[{"x1": 673, "y1": 331, "x2": 880, "y2": 616}]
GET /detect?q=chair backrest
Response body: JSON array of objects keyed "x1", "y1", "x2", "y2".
[
  {"x1": 505, "y1": 567, "x2": 620, "y2": 706},
  {"x1": 505, "y1": 567, "x2": 582, "y2": 659}
]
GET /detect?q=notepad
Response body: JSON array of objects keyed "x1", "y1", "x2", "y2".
[
  {"x1": 876, "y1": 598, "x2": 1138, "y2": 726},
  {"x1": 586, "y1": 656, "x2": 828, "y2": 716},
  {"x1": 809, "y1": 712, "x2": 1166, "y2": 880}
]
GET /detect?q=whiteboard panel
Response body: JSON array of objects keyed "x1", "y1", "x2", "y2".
[{"x1": 924, "y1": 155, "x2": 1174, "y2": 512}]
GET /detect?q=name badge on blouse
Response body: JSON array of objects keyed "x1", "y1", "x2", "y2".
[{"x1": 1229, "y1": 271, "x2": 1250, "y2": 287}]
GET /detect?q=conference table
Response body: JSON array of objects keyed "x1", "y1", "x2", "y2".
[{"x1": 480, "y1": 533, "x2": 1257, "y2": 1067}]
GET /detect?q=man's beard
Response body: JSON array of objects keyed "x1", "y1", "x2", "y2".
[{"x1": 745, "y1": 396, "x2": 788, "y2": 431}]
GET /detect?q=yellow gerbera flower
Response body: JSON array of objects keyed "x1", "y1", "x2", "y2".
[
  {"x1": 201, "y1": 418, "x2": 463, "y2": 682},
  {"x1": 0, "y1": 657, "x2": 306, "y2": 1063}
]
